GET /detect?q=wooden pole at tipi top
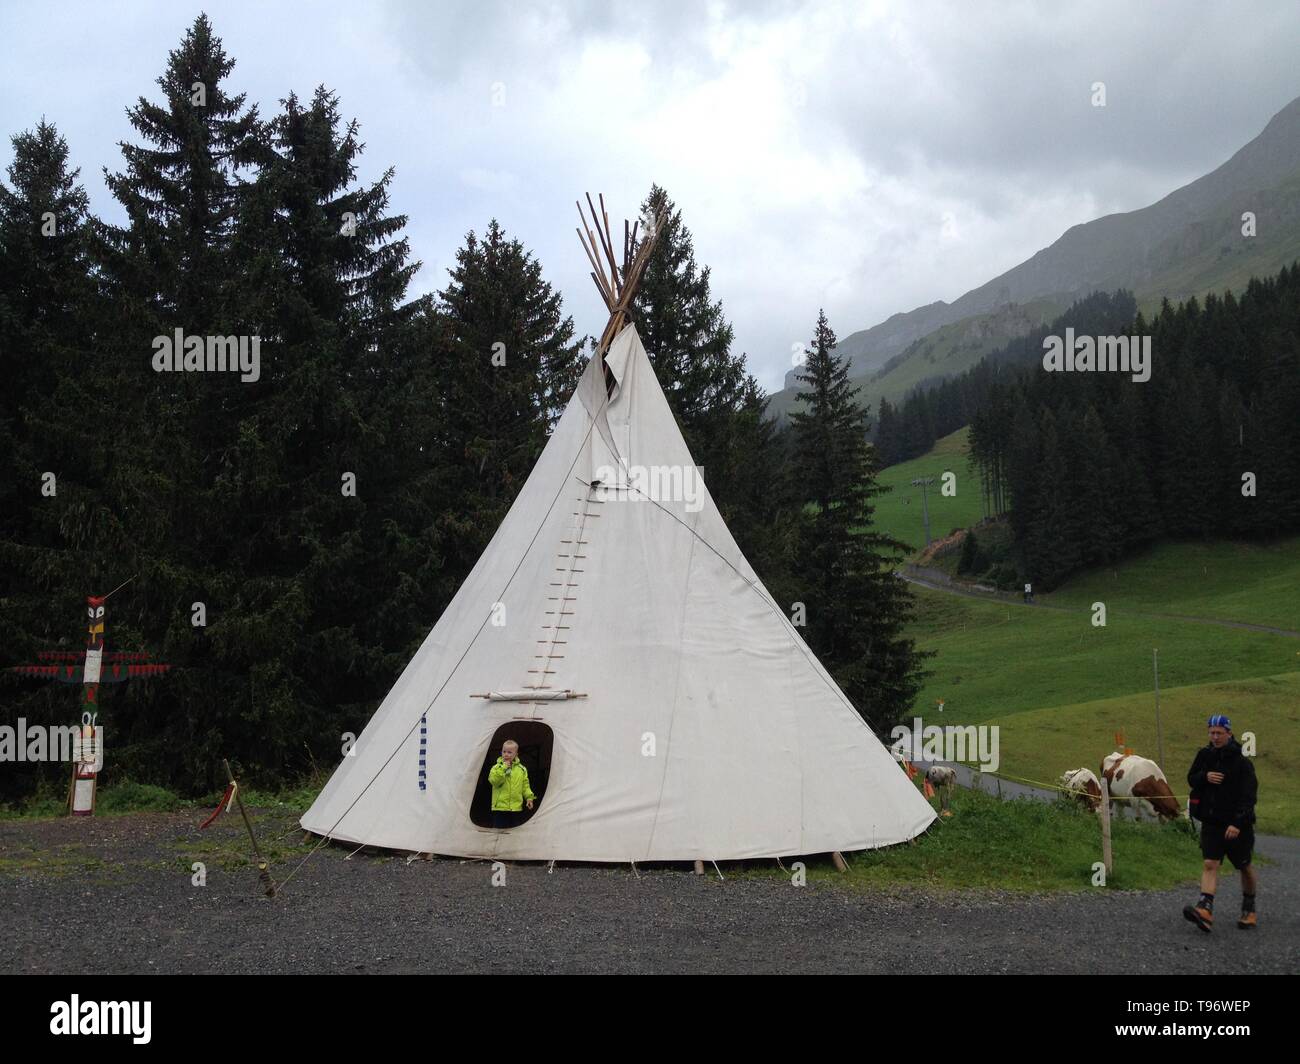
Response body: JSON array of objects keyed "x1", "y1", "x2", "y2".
[{"x1": 575, "y1": 194, "x2": 664, "y2": 362}]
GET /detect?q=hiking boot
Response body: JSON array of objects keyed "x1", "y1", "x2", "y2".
[
  {"x1": 1237, "y1": 911, "x2": 1257, "y2": 930},
  {"x1": 1183, "y1": 904, "x2": 1213, "y2": 932}
]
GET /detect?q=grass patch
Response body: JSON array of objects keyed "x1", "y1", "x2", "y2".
[
  {"x1": 0, "y1": 779, "x2": 193, "y2": 818},
  {"x1": 0, "y1": 791, "x2": 68, "y2": 821},
  {"x1": 906, "y1": 584, "x2": 1300, "y2": 723},
  {"x1": 171, "y1": 812, "x2": 318, "y2": 873},
  {"x1": 1, "y1": 777, "x2": 323, "y2": 820},
  {"x1": 95, "y1": 779, "x2": 192, "y2": 814},
  {"x1": 985, "y1": 673, "x2": 1300, "y2": 836},
  {"x1": 731, "y1": 786, "x2": 1200, "y2": 892},
  {"x1": 1040, "y1": 538, "x2": 1300, "y2": 633},
  {"x1": 235, "y1": 781, "x2": 322, "y2": 815},
  {"x1": 0, "y1": 844, "x2": 123, "y2": 878},
  {"x1": 874, "y1": 428, "x2": 987, "y2": 554},
  {"x1": 842, "y1": 788, "x2": 1199, "y2": 891}
]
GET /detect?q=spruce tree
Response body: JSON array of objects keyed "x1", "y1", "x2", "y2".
[
  {"x1": 99, "y1": 13, "x2": 263, "y2": 329},
  {"x1": 205, "y1": 83, "x2": 431, "y2": 774},
  {"x1": 789, "y1": 310, "x2": 927, "y2": 734},
  {"x1": 0, "y1": 119, "x2": 94, "y2": 577},
  {"x1": 437, "y1": 219, "x2": 583, "y2": 574},
  {"x1": 74, "y1": 15, "x2": 273, "y2": 786},
  {"x1": 627, "y1": 185, "x2": 794, "y2": 573},
  {"x1": 630, "y1": 185, "x2": 748, "y2": 474},
  {"x1": 1003, "y1": 398, "x2": 1040, "y2": 540},
  {"x1": 247, "y1": 86, "x2": 418, "y2": 348},
  {"x1": 709, "y1": 376, "x2": 793, "y2": 575},
  {"x1": 0, "y1": 119, "x2": 103, "y2": 802},
  {"x1": 1025, "y1": 409, "x2": 1081, "y2": 588},
  {"x1": 957, "y1": 528, "x2": 979, "y2": 575},
  {"x1": 874, "y1": 397, "x2": 901, "y2": 467}
]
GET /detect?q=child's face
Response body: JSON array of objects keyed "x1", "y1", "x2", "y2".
[{"x1": 502, "y1": 745, "x2": 516, "y2": 762}]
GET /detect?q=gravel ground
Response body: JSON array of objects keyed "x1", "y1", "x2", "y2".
[{"x1": 1, "y1": 812, "x2": 1295, "y2": 974}]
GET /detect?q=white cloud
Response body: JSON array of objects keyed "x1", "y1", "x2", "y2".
[{"x1": 1, "y1": 0, "x2": 1296, "y2": 392}]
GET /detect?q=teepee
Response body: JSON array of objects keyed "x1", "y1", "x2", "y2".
[{"x1": 301, "y1": 197, "x2": 935, "y2": 861}]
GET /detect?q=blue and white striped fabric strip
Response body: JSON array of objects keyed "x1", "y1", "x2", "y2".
[{"x1": 418, "y1": 714, "x2": 427, "y2": 791}]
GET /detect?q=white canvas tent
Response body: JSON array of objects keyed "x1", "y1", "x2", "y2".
[{"x1": 301, "y1": 200, "x2": 935, "y2": 862}]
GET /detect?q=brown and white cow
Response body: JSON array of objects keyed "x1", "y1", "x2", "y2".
[
  {"x1": 1059, "y1": 767, "x2": 1102, "y2": 811},
  {"x1": 924, "y1": 764, "x2": 957, "y2": 816},
  {"x1": 1100, "y1": 752, "x2": 1181, "y2": 820}
]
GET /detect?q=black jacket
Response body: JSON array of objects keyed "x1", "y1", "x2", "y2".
[{"x1": 1187, "y1": 740, "x2": 1257, "y2": 828}]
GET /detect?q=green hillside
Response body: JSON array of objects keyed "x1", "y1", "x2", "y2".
[
  {"x1": 1137, "y1": 169, "x2": 1300, "y2": 316},
  {"x1": 905, "y1": 584, "x2": 1300, "y2": 834},
  {"x1": 864, "y1": 298, "x2": 1059, "y2": 402},
  {"x1": 986, "y1": 675, "x2": 1300, "y2": 836},
  {"x1": 1040, "y1": 539, "x2": 1300, "y2": 633},
  {"x1": 874, "y1": 427, "x2": 984, "y2": 553},
  {"x1": 837, "y1": 784, "x2": 1199, "y2": 892},
  {"x1": 766, "y1": 300, "x2": 1059, "y2": 422},
  {"x1": 907, "y1": 584, "x2": 1300, "y2": 724},
  {"x1": 892, "y1": 427, "x2": 1300, "y2": 834}
]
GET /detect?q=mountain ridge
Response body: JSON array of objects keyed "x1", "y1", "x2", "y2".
[{"x1": 776, "y1": 91, "x2": 1300, "y2": 402}]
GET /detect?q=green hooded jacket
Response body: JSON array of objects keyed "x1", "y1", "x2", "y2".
[{"x1": 487, "y1": 756, "x2": 536, "y2": 812}]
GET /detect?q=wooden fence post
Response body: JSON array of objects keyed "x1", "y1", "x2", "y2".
[{"x1": 1100, "y1": 777, "x2": 1113, "y2": 878}]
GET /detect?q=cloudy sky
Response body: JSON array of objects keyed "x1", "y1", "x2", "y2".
[{"x1": 2, "y1": 0, "x2": 1297, "y2": 391}]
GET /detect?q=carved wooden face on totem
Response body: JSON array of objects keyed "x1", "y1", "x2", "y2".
[{"x1": 86, "y1": 596, "x2": 105, "y2": 651}]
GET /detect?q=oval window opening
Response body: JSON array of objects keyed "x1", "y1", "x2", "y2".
[{"x1": 470, "y1": 722, "x2": 553, "y2": 829}]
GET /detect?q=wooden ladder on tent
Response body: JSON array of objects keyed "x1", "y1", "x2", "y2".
[{"x1": 526, "y1": 484, "x2": 602, "y2": 715}]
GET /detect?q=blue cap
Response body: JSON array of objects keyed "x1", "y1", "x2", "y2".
[{"x1": 1208, "y1": 714, "x2": 1231, "y2": 729}]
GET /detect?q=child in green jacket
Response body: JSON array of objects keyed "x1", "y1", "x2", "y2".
[{"x1": 488, "y1": 740, "x2": 536, "y2": 829}]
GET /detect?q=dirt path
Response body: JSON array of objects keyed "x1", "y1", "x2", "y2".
[
  {"x1": 1, "y1": 812, "x2": 1294, "y2": 974},
  {"x1": 898, "y1": 569, "x2": 1300, "y2": 638}
]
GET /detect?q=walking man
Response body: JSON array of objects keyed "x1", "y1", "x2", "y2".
[{"x1": 1183, "y1": 715, "x2": 1258, "y2": 931}]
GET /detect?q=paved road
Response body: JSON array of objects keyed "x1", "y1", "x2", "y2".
[{"x1": 1, "y1": 812, "x2": 1294, "y2": 974}]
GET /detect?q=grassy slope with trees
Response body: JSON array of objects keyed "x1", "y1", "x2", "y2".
[
  {"x1": 873, "y1": 427, "x2": 984, "y2": 553},
  {"x1": 890, "y1": 427, "x2": 1300, "y2": 834},
  {"x1": 1041, "y1": 539, "x2": 1300, "y2": 632}
]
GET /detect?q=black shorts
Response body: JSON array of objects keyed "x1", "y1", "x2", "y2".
[{"x1": 1199, "y1": 822, "x2": 1254, "y2": 869}]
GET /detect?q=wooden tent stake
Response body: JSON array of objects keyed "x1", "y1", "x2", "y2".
[{"x1": 223, "y1": 758, "x2": 277, "y2": 897}]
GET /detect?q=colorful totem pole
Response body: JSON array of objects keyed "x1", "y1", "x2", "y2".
[
  {"x1": 8, "y1": 586, "x2": 168, "y2": 816},
  {"x1": 72, "y1": 595, "x2": 106, "y2": 815}
]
